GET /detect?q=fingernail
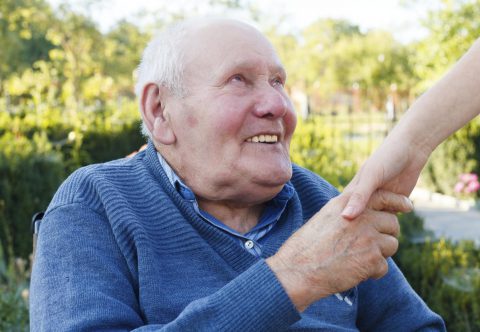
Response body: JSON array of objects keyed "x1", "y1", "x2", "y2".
[
  {"x1": 404, "y1": 197, "x2": 414, "y2": 210},
  {"x1": 342, "y1": 206, "x2": 356, "y2": 218}
]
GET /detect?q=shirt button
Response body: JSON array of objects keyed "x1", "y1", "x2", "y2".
[{"x1": 244, "y1": 240, "x2": 254, "y2": 249}]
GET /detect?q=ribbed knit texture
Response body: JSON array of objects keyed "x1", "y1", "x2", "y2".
[{"x1": 30, "y1": 141, "x2": 445, "y2": 331}]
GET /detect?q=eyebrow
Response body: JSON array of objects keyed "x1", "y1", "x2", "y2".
[{"x1": 222, "y1": 60, "x2": 287, "y2": 78}]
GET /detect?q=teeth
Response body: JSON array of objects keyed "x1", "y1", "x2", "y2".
[{"x1": 247, "y1": 135, "x2": 278, "y2": 143}]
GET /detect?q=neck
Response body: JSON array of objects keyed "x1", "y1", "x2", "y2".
[{"x1": 197, "y1": 198, "x2": 264, "y2": 234}]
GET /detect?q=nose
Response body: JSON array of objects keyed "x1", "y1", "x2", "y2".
[{"x1": 253, "y1": 85, "x2": 291, "y2": 119}]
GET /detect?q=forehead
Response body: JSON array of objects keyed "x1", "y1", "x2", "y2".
[{"x1": 182, "y1": 21, "x2": 285, "y2": 78}]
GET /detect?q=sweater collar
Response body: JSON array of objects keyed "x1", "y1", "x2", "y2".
[{"x1": 156, "y1": 151, "x2": 295, "y2": 235}]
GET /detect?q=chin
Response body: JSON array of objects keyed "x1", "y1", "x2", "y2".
[{"x1": 254, "y1": 166, "x2": 292, "y2": 187}]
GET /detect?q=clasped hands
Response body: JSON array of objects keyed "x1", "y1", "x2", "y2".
[{"x1": 267, "y1": 190, "x2": 413, "y2": 312}]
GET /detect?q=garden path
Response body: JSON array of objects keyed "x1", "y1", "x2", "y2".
[{"x1": 411, "y1": 188, "x2": 480, "y2": 245}]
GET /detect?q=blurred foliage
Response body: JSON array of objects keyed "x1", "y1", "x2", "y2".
[
  {"x1": 421, "y1": 117, "x2": 480, "y2": 196},
  {"x1": 291, "y1": 110, "x2": 392, "y2": 190},
  {"x1": 1, "y1": 0, "x2": 150, "y2": 111},
  {"x1": 0, "y1": 245, "x2": 30, "y2": 331},
  {"x1": 266, "y1": 19, "x2": 416, "y2": 113},
  {"x1": 0, "y1": 131, "x2": 65, "y2": 262},
  {"x1": 396, "y1": 212, "x2": 480, "y2": 331},
  {"x1": 0, "y1": 0, "x2": 55, "y2": 80},
  {"x1": 412, "y1": 0, "x2": 480, "y2": 93},
  {"x1": 291, "y1": 115, "x2": 373, "y2": 190}
]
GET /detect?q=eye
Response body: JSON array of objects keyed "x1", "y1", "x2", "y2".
[
  {"x1": 272, "y1": 76, "x2": 285, "y2": 87},
  {"x1": 229, "y1": 74, "x2": 246, "y2": 83}
]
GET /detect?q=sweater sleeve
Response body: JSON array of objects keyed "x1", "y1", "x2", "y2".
[
  {"x1": 355, "y1": 258, "x2": 446, "y2": 331},
  {"x1": 29, "y1": 204, "x2": 301, "y2": 332}
]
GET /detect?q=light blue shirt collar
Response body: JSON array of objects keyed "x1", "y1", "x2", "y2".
[{"x1": 156, "y1": 152, "x2": 294, "y2": 256}]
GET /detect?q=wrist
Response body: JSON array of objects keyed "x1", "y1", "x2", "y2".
[
  {"x1": 388, "y1": 115, "x2": 435, "y2": 157},
  {"x1": 266, "y1": 253, "x2": 320, "y2": 312}
]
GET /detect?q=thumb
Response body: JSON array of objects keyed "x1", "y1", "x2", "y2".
[
  {"x1": 341, "y1": 192, "x2": 371, "y2": 220},
  {"x1": 341, "y1": 170, "x2": 381, "y2": 220}
]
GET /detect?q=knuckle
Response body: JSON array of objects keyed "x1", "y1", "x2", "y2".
[
  {"x1": 375, "y1": 190, "x2": 388, "y2": 207},
  {"x1": 384, "y1": 236, "x2": 399, "y2": 257},
  {"x1": 377, "y1": 259, "x2": 389, "y2": 277},
  {"x1": 360, "y1": 231, "x2": 376, "y2": 248},
  {"x1": 392, "y1": 237, "x2": 399, "y2": 252},
  {"x1": 381, "y1": 213, "x2": 399, "y2": 236},
  {"x1": 366, "y1": 249, "x2": 382, "y2": 266},
  {"x1": 389, "y1": 215, "x2": 400, "y2": 236}
]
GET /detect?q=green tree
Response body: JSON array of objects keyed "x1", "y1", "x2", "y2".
[
  {"x1": 44, "y1": 7, "x2": 106, "y2": 110},
  {"x1": 0, "y1": 0, "x2": 55, "y2": 83},
  {"x1": 103, "y1": 20, "x2": 150, "y2": 98},
  {"x1": 413, "y1": 0, "x2": 480, "y2": 92},
  {"x1": 291, "y1": 19, "x2": 414, "y2": 113}
]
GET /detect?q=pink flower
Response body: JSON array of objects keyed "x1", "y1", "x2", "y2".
[
  {"x1": 466, "y1": 180, "x2": 480, "y2": 193},
  {"x1": 459, "y1": 173, "x2": 477, "y2": 182},
  {"x1": 454, "y1": 182, "x2": 465, "y2": 193},
  {"x1": 455, "y1": 172, "x2": 480, "y2": 194}
]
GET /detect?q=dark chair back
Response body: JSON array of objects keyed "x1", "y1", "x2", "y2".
[{"x1": 31, "y1": 212, "x2": 44, "y2": 262}]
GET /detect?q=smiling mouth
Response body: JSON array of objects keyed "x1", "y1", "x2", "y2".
[{"x1": 246, "y1": 134, "x2": 279, "y2": 143}]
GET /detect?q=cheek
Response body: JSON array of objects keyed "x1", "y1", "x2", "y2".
[
  {"x1": 186, "y1": 114, "x2": 199, "y2": 129},
  {"x1": 285, "y1": 108, "x2": 297, "y2": 138},
  {"x1": 212, "y1": 100, "x2": 249, "y2": 134}
]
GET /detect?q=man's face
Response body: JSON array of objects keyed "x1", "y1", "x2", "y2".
[{"x1": 162, "y1": 21, "x2": 297, "y2": 204}]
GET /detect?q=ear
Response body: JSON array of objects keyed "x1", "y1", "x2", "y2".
[{"x1": 140, "y1": 83, "x2": 176, "y2": 145}]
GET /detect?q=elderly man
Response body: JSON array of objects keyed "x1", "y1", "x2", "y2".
[{"x1": 30, "y1": 18, "x2": 445, "y2": 331}]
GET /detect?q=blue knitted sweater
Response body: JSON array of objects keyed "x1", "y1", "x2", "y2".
[{"x1": 30, "y1": 141, "x2": 445, "y2": 331}]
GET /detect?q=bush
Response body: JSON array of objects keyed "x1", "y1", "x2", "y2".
[
  {"x1": 0, "y1": 245, "x2": 29, "y2": 331},
  {"x1": 290, "y1": 116, "x2": 358, "y2": 190},
  {"x1": 396, "y1": 212, "x2": 480, "y2": 331},
  {"x1": 421, "y1": 117, "x2": 480, "y2": 197},
  {"x1": 0, "y1": 132, "x2": 65, "y2": 262}
]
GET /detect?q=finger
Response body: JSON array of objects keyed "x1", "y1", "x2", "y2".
[
  {"x1": 367, "y1": 210, "x2": 400, "y2": 237},
  {"x1": 342, "y1": 170, "x2": 381, "y2": 220},
  {"x1": 370, "y1": 257, "x2": 389, "y2": 279},
  {"x1": 341, "y1": 192, "x2": 370, "y2": 221},
  {"x1": 367, "y1": 190, "x2": 413, "y2": 213},
  {"x1": 378, "y1": 234, "x2": 399, "y2": 258}
]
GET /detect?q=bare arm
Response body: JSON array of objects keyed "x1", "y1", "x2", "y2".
[{"x1": 342, "y1": 38, "x2": 480, "y2": 219}]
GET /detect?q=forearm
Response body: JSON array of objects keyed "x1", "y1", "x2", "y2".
[
  {"x1": 266, "y1": 253, "x2": 319, "y2": 312},
  {"x1": 393, "y1": 38, "x2": 480, "y2": 152}
]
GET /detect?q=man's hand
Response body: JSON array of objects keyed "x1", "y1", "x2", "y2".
[{"x1": 266, "y1": 190, "x2": 412, "y2": 312}]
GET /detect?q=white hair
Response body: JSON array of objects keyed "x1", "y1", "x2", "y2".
[{"x1": 135, "y1": 21, "x2": 191, "y2": 139}]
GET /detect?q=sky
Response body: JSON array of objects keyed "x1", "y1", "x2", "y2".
[{"x1": 47, "y1": 0, "x2": 438, "y2": 43}]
